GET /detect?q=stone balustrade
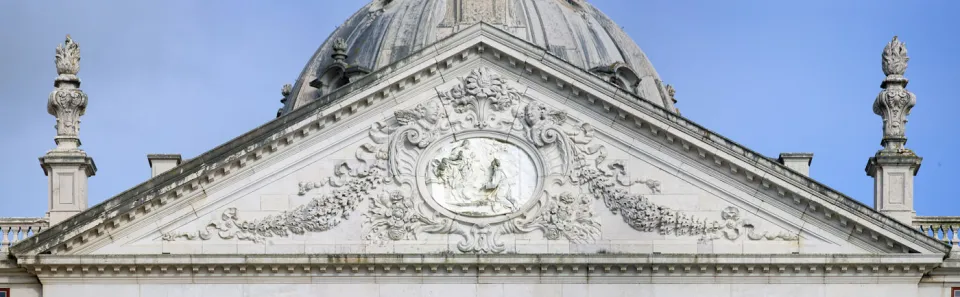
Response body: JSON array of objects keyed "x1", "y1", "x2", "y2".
[
  {"x1": 0, "y1": 217, "x2": 48, "y2": 252},
  {"x1": 913, "y1": 216, "x2": 960, "y2": 249}
]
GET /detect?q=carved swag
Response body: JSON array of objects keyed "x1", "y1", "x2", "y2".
[{"x1": 164, "y1": 67, "x2": 798, "y2": 250}]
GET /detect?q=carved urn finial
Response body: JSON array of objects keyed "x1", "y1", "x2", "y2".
[
  {"x1": 41, "y1": 34, "x2": 98, "y2": 225},
  {"x1": 872, "y1": 36, "x2": 916, "y2": 151},
  {"x1": 665, "y1": 84, "x2": 677, "y2": 104},
  {"x1": 280, "y1": 83, "x2": 292, "y2": 104},
  {"x1": 277, "y1": 83, "x2": 293, "y2": 118},
  {"x1": 331, "y1": 37, "x2": 349, "y2": 64},
  {"x1": 48, "y1": 34, "x2": 88, "y2": 149}
]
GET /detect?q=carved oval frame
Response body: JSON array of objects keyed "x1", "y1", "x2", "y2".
[{"x1": 415, "y1": 130, "x2": 547, "y2": 226}]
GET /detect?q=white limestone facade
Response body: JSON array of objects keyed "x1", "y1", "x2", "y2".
[{"x1": 2, "y1": 1, "x2": 959, "y2": 297}]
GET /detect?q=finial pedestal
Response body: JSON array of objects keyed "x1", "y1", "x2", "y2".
[
  {"x1": 867, "y1": 150, "x2": 921, "y2": 224},
  {"x1": 40, "y1": 151, "x2": 96, "y2": 224}
]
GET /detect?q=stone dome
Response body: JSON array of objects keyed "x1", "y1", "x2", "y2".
[{"x1": 282, "y1": 0, "x2": 674, "y2": 114}]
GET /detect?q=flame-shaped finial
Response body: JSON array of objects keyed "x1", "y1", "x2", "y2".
[
  {"x1": 55, "y1": 34, "x2": 80, "y2": 76},
  {"x1": 333, "y1": 38, "x2": 348, "y2": 53},
  {"x1": 331, "y1": 37, "x2": 349, "y2": 63},
  {"x1": 882, "y1": 36, "x2": 908, "y2": 77}
]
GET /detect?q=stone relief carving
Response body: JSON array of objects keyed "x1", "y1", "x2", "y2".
[
  {"x1": 441, "y1": 0, "x2": 516, "y2": 27},
  {"x1": 439, "y1": 67, "x2": 521, "y2": 129},
  {"x1": 162, "y1": 164, "x2": 390, "y2": 243},
  {"x1": 526, "y1": 192, "x2": 601, "y2": 243},
  {"x1": 425, "y1": 138, "x2": 536, "y2": 217},
  {"x1": 717, "y1": 207, "x2": 799, "y2": 241},
  {"x1": 49, "y1": 88, "x2": 88, "y2": 138},
  {"x1": 364, "y1": 190, "x2": 437, "y2": 242},
  {"x1": 163, "y1": 67, "x2": 798, "y2": 250},
  {"x1": 375, "y1": 100, "x2": 450, "y2": 181},
  {"x1": 579, "y1": 161, "x2": 721, "y2": 237}
]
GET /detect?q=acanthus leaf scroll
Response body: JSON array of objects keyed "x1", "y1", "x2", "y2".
[{"x1": 163, "y1": 67, "x2": 799, "y2": 250}]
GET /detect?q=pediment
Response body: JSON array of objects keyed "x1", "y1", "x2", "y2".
[{"x1": 12, "y1": 24, "x2": 948, "y2": 258}]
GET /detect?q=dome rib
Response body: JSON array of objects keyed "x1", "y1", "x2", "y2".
[{"x1": 282, "y1": 0, "x2": 674, "y2": 115}]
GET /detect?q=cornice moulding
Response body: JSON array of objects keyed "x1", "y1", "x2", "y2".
[{"x1": 18, "y1": 254, "x2": 941, "y2": 284}]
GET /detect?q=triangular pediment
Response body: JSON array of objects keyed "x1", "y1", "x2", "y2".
[{"x1": 12, "y1": 24, "x2": 948, "y2": 258}]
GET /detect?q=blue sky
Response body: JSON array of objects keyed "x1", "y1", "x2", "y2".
[{"x1": 0, "y1": 0, "x2": 957, "y2": 218}]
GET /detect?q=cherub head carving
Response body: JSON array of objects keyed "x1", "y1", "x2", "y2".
[{"x1": 523, "y1": 102, "x2": 566, "y2": 127}]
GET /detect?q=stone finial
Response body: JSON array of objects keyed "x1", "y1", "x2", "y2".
[
  {"x1": 280, "y1": 83, "x2": 292, "y2": 104},
  {"x1": 55, "y1": 35, "x2": 80, "y2": 80},
  {"x1": 48, "y1": 35, "x2": 88, "y2": 149},
  {"x1": 331, "y1": 37, "x2": 348, "y2": 63},
  {"x1": 873, "y1": 36, "x2": 916, "y2": 151},
  {"x1": 41, "y1": 34, "x2": 97, "y2": 226},
  {"x1": 665, "y1": 84, "x2": 677, "y2": 104},
  {"x1": 866, "y1": 36, "x2": 922, "y2": 225},
  {"x1": 882, "y1": 36, "x2": 908, "y2": 79}
]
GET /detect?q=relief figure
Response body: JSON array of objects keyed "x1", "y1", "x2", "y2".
[{"x1": 427, "y1": 138, "x2": 536, "y2": 217}]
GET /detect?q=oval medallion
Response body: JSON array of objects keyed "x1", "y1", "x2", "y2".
[{"x1": 425, "y1": 138, "x2": 538, "y2": 217}]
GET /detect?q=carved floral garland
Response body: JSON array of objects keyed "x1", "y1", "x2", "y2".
[
  {"x1": 527, "y1": 192, "x2": 601, "y2": 243},
  {"x1": 161, "y1": 165, "x2": 389, "y2": 243},
  {"x1": 162, "y1": 67, "x2": 798, "y2": 249}
]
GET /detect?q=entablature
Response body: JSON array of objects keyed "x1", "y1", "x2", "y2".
[{"x1": 18, "y1": 253, "x2": 942, "y2": 284}]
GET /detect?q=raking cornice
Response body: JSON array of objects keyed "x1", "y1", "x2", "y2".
[{"x1": 10, "y1": 23, "x2": 950, "y2": 257}]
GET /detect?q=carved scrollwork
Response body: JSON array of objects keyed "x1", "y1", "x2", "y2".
[
  {"x1": 367, "y1": 101, "x2": 450, "y2": 184},
  {"x1": 717, "y1": 207, "x2": 799, "y2": 241},
  {"x1": 163, "y1": 67, "x2": 799, "y2": 250},
  {"x1": 48, "y1": 89, "x2": 88, "y2": 137}
]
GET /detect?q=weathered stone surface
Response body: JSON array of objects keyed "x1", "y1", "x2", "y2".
[
  {"x1": 5, "y1": 3, "x2": 959, "y2": 296},
  {"x1": 41, "y1": 35, "x2": 97, "y2": 226},
  {"x1": 284, "y1": 0, "x2": 675, "y2": 115},
  {"x1": 867, "y1": 36, "x2": 923, "y2": 225}
]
